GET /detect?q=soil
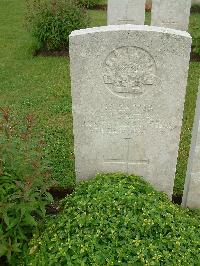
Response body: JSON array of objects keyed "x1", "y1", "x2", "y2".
[
  {"x1": 190, "y1": 52, "x2": 200, "y2": 62},
  {"x1": 45, "y1": 186, "x2": 74, "y2": 215},
  {"x1": 172, "y1": 194, "x2": 183, "y2": 205},
  {"x1": 145, "y1": 3, "x2": 152, "y2": 12},
  {"x1": 48, "y1": 186, "x2": 74, "y2": 200},
  {"x1": 0, "y1": 257, "x2": 8, "y2": 266},
  {"x1": 191, "y1": 5, "x2": 200, "y2": 13},
  {"x1": 34, "y1": 49, "x2": 69, "y2": 57},
  {"x1": 89, "y1": 4, "x2": 107, "y2": 11}
]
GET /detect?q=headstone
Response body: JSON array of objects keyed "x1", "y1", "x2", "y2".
[
  {"x1": 151, "y1": 0, "x2": 191, "y2": 31},
  {"x1": 182, "y1": 82, "x2": 200, "y2": 208},
  {"x1": 107, "y1": 0, "x2": 146, "y2": 25},
  {"x1": 69, "y1": 25, "x2": 191, "y2": 198}
]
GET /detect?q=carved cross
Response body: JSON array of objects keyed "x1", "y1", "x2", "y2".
[
  {"x1": 119, "y1": 20, "x2": 135, "y2": 23},
  {"x1": 104, "y1": 138, "x2": 149, "y2": 173}
]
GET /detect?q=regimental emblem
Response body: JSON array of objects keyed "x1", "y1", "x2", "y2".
[{"x1": 102, "y1": 46, "x2": 157, "y2": 98}]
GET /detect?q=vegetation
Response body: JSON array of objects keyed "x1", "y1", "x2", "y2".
[
  {"x1": 0, "y1": 0, "x2": 199, "y2": 192},
  {"x1": 193, "y1": 32, "x2": 200, "y2": 55},
  {"x1": 189, "y1": 11, "x2": 200, "y2": 56},
  {"x1": 25, "y1": 0, "x2": 89, "y2": 51},
  {"x1": 0, "y1": 109, "x2": 54, "y2": 263},
  {"x1": 0, "y1": 0, "x2": 200, "y2": 264},
  {"x1": 26, "y1": 174, "x2": 200, "y2": 265}
]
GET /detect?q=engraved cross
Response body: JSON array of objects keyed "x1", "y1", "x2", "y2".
[{"x1": 104, "y1": 138, "x2": 149, "y2": 174}]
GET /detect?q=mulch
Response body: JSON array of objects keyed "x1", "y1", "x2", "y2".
[
  {"x1": 191, "y1": 5, "x2": 200, "y2": 13},
  {"x1": 190, "y1": 52, "x2": 200, "y2": 62},
  {"x1": 48, "y1": 186, "x2": 74, "y2": 200},
  {"x1": 33, "y1": 49, "x2": 69, "y2": 57},
  {"x1": 172, "y1": 194, "x2": 183, "y2": 205},
  {"x1": 89, "y1": 4, "x2": 107, "y2": 11},
  {"x1": 0, "y1": 257, "x2": 8, "y2": 266}
]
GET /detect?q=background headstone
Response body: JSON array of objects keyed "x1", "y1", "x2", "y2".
[
  {"x1": 146, "y1": 0, "x2": 199, "y2": 7},
  {"x1": 70, "y1": 25, "x2": 191, "y2": 198},
  {"x1": 107, "y1": 0, "x2": 146, "y2": 25},
  {"x1": 151, "y1": 0, "x2": 192, "y2": 31},
  {"x1": 182, "y1": 82, "x2": 200, "y2": 208}
]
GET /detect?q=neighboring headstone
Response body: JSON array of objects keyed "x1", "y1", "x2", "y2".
[
  {"x1": 69, "y1": 25, "x2": 191, "y2": 198},
  {"x1": 182, "y1": 82, "x2": 200, "y2": 208},
  {"x1": 146, "y1": 0, "x2": 199, "y2": 7},
  {"x1": 151, "y1": 0, "x2": 192, "y2": 31},
  {"x1": 107, "y1": 0, "x2": 146, "y2": 25}
]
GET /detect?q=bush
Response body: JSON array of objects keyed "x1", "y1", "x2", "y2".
[
  {"x1": 25, "y1": 0, "x2": 89, "y2": 51},
  {"x1": 78, "y1": 0, "x2": 103, "y2": 8},
  {"x1": 26, "y1": 173, "x2": 200, "y2": 265},
  {"x1": 0, "y1": 108, "x2": 54, "y2": 263}
]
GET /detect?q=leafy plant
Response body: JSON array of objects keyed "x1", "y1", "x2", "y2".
[
  {"x1": 26, "y1": 173, "x2": 200, "y2": 265},
  {"x1": 25, "y1": 0, "x2": 89, "y2": 51},
  {"x1": 0, "y1": 108, "x2": 54, "y2": 263}
]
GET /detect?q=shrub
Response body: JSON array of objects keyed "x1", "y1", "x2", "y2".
[
  {"x1": 0, "y1": 108, "x2": 54, "y2": 263},
  {"x1": 25, "y1": 0, "x2": 89, "y2": 51},
  {"x1": 26, "y1": 173, "x2": 200, "y2": 265},
  {"x1": 78, "y1": 0, "x2": 103, "y2": 8}
]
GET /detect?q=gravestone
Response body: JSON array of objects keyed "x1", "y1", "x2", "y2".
[
  {"x1": 107, "y1": 0, "x2": 146, "y2": 25},
  {"x1": 69, "y1": 25, "x2": 191, "y2": 198},
  {"x1": 182, "y1": 82, "x2": 200, "y2": 208},
  {"x1": 151, "y1": 0, "x2": 191, "y2": 31}
]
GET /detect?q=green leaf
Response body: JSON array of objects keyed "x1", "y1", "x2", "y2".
[{"x1": 23, "y1": 214, "x2": 37, "y2": 227}]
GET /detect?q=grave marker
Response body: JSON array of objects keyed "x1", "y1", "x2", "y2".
[
  {"x1": 182, "y1": 82, "x2": 200, "y2": 208},
  {"x1": 107, "y1": 0, "x2": 146, "y2": 25},
  {"x1": 151, "y1": 0, "x2": 191, "y2": 31},
  {"x1": 69, "y1": 25, "x2": 191, "y2": 198}
]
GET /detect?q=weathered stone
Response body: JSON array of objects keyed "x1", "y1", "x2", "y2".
[
  {"x1": 107, "y1": 0, "x2": 146, "y2": 25},
  {"x1": 146, "y1": 0, "x2": 199, "y2": 7},
  {"x1": 69, "y1": 25, "x2": 191, "y2": 198},
  {"x1": 182, "y1": 82, "x2": 200, "y2": 208},
  {"x1": 151, "y1": 0, "x2": 191, "y2": 31}
]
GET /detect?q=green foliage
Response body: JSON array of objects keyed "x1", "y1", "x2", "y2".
[
  {"x1": 193, "y1": 32, "x2": 200, "y2": 55},
  {"x1": 25, "y1": 0, "x2": 89, "y2": 51},
  {"x1": 0, "y1": 108, "x2": 54, "y2": 263},
  {"x1": 79, "y1": 0, "x2": 103, "y2": 8},
  {"x1": 0, "y1": 0, "x2": 200, "y2": 194},
  {"x1": 26, "y1": 174, "x2": 200, "y2": 265},
  {"x1": 188, "y1": 12, "x2": 200, "y2": 56}
]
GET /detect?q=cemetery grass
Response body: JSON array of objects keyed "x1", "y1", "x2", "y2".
[{"x1": 0, "y1": 0, "x2": 199, "y2": 198}]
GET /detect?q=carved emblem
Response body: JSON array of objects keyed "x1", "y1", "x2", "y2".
[{"x1": 102, "y1": 46, "x2": 157, "y2": 98}]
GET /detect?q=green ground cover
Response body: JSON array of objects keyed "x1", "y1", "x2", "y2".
[
  {"x1": 0, "y1": 0, "x2": 199, "y2": 196},
  {"x1": 25, "y1": 174, "x2": 200, "y2": 265}
]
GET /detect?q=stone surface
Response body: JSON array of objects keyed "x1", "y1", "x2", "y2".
[
  {"x1": 107, "y1": 0, "x2": 146, "y2": 25},
  {"x1": 182, "y1": 82, "x2": 200, "y2": 208},
  {"x1": 151, "y1": 0, "x2": 191, "y2": 31},
  {"x1": 147, "y1": 0, "x2": 199, "y2": 7},
  {"x1": 69, "y1": 25, "x2": 191, "y2": 198}
]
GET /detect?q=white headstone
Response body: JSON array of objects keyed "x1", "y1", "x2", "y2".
[
  {"x1": 69, "y1": 25, "x2": 191, "y2": 198},
  {"x1": 107, "y1": 0, "x2": 146, "y2": 25},
  {"x1": 182, "y1": 82, "x2": 200, "y2": 208},
  {"x1": 151, "y1": 0, "x2": 191, "y2": 31}
]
